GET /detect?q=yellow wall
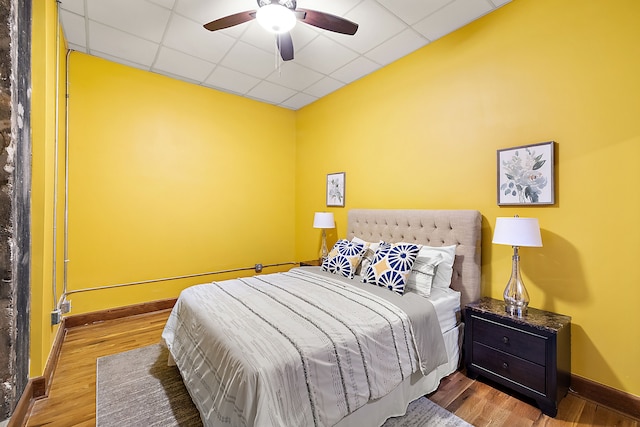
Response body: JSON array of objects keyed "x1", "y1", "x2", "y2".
[
  {"x1": 65, "y1": 53, "x2": 297, "y2": 312},
  {"x1": 296, "y1": 0, "x2": 640, "y2": 396}
]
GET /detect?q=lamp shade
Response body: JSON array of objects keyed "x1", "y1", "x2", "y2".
[
  {"x1": 492, "y1": 217, "x2": 542, "y2": 247},
  {"x1": 313, "y1": 212, "x2": 335, "y2": 229}
]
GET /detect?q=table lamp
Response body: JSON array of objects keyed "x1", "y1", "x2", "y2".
[
  {"x1": 313, "y1": 212, "x2": 335, "y2": 260},
  {"x1": 492, "y1": 216, "x2": 543, "y2": 317}
]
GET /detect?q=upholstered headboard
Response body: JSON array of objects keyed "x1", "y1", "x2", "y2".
[{"x1": 347, "y1": 209, "x2": 482, "y2": 308}]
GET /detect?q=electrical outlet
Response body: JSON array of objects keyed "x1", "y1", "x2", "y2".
[
  {"x1": 254, "y1": 263, "x2": 263, "y2": 273},
  {"x1": 51, "y1": 309, "x2": 62, "y2": 325},
  {"x1": 60, "y1": 299, "x2": 71, "y2": 314}
]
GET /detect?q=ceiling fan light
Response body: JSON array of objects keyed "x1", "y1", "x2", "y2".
[{"x1": 256, "y1": 4, "x2": 296, "y2": 34}]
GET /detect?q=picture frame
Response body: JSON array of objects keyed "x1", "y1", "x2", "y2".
[
  {"x1": 326, "y1": 172, "x2": 345, "y2": 207},
  {"x1": 497, "y1": 141, "x2": 555, "y2": 206}
]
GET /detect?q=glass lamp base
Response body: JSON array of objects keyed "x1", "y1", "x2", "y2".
[
  {"x1": 319, "y1": 230, "x2": 328, "y2": 260},
  {"x1": 503, "y1": 248, "x2": 529, "y2": 318},
  {"x1": 505, "y1": 303, "x2": 528, "y2": 317}
]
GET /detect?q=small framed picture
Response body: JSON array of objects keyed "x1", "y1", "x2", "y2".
[
  {"x1": 497, "y1": 141, "x2": 555, "y2": 206},
  {"x1": 326, "y1": 172, "x2": 345, "y2": 207}
]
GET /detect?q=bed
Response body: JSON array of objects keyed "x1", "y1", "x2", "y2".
[{"x1": 162, "y1": 209, "x2": 482, "y2": 427}]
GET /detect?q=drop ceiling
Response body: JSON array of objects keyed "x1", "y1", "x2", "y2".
[{"x1": 59, "y1": 0, "x2": 511, "y2": 110}]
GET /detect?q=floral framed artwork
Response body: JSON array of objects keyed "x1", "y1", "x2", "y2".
[
  {"x1": 497, "y1": 141, "x2": 555, "y2": 205},
  {"x1": 326, "y1": 172, "x2": 345, "y2": 207}
]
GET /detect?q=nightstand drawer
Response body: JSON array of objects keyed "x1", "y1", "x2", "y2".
[
  {"x1": 472, "y1": 342, "x2": 546, "y2": 394},
  {"x1": 472, "y1": 315, "x2": 547, "y2": 365}
]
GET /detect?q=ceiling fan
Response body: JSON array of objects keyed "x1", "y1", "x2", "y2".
[{"x1": 203, "y1": 0, "x2": 359, "y2": 61}]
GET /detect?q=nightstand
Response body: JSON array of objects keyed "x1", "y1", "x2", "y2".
[
  {"x1": 464, "y1": 297, "x2": 571, "y2": 417},
  {"x1": 299, "y1": 259, "x2": 322, "y2": 267}
]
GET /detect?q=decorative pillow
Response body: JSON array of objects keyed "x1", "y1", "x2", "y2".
[
  {"x1": 362, "y1": 242, "x2": 421, "y2": 294},
  {"x1": 419, "y1": 245, "x2": 457, "y2": 289},
  {"x1": 351, "y1": 237, "x2": 381, "y2": 276},
  {"x1": 406, "y1": 249, "x2": 445, "y2": 298},
  {"x1": 321, "y1": 239, "x2": 367, "y2": 279}
]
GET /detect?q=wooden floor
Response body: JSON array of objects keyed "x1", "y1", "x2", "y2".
[{"x1": 25, "y1": 310, "x2": 639, "y2": 427}]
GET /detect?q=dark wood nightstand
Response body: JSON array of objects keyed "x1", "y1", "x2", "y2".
[
  {"x1": 464, "y1": 297, "x2": 571, "y2": 417},
  {"x1": 299, "y1": 259, "x2": 322, "y2": 267}
]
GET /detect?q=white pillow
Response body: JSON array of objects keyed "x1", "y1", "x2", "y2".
[
  {"x1": 351, "y1": 237, "x2": 381, "y2": 276},
  {"x1": 406, "y1": 250, "x2": 444, "y2": 298},
  {"x1": 419, "y1": 245, "x2": 457, "y2": 289}
]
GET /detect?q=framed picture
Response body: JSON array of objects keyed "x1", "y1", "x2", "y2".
[
  {"x1": 326, "y1": 172, "x2": 345, "y2": 207},
  {"x1": 497, "y1": 141, "x2": 555, "y2": 206}
]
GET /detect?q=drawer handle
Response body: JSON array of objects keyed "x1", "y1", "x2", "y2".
[
  {"x1": 502, "y1": 362, "x2": 509, "y2": 369},
  {"x1": 502, "y1": 336, "x2": 509, "y2": 344}
]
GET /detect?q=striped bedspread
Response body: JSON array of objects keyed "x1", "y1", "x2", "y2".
[{"x1": 162, "y1": 268, "x2": 447, "y2": 427}]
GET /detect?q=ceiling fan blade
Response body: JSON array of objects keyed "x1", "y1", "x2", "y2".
[
  {"x1": 297, "y1": 9, "x2": 358, "y2": 35},
  {"x1": 277, "y1": 32, "x2": 294, "y2": 61},
  {"x1": 203, "y1": 11, "x2": 256, "y2": 32}
]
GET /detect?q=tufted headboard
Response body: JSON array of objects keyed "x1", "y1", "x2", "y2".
[{"x1": 347, "y1": 209, "x2": 482, "y2": 309}]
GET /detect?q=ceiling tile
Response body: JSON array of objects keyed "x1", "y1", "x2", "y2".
[
  {"x1": 204, "y1": 66, "x2": 260, "y2": 95},
  {"x1": 376, "y1": 0, "x2": 451, "y2": 26},
  {"x1": 365, "y1": 28, "x2": 427, "y2": 66},
  {"x1": 280, "y1": 92, "x2": 318, "y2": 110},
  {"x1": 90, "y1": 50, "x2": 151, "y2": 72},
  {"x1": 152, "y1": 47, "x2": 216, "y2": 82},
  {"x1": 220, "y1": 41, "x2": 279, "y2": 79},
  {"x1": 60, "y1": 10, "x2": 87, "y2": 48},
  {"x1": 247, "y1": 80, "x2": 297, "y2": 104},
  {"x1": 303, "y1": 76, "x2": 344, "y2": 98},
  {"x1": 148, "y1": 0, "x2": 176, "y2": 8},
  {"x1": 413, "y1": 0, "x2": 494, "y2": 42},
  {"x1": 86, "y1": 0, "x2": 171, "y2": 43},
  {"x1": 266, "y1": 62, "x2": 324, "y2": 91},
  {"x1": 240, "y1": 21, "x2": 284, "y2": 54},
  {"x1": 288, "y1": 22, "x2": 322, "y2": 52},
  {"x1": 175, "y1": 0, "x2": 256, "y2": 38},
  {"x1": 295, "y1": 35, "x2": 359, "y2": 75},
  {"x1": 332, "y1": 56, "x2": 379, "y2": 84},
  {"x1": 88, "y1": 22, "x2": 160, "y2": 67},
  {"x1": 298, "y1": 0, "x2": 362, "y2": 17},
  {"x1": 163, "y1": 14, "x2": 235, "y2": 63},
  {"x1": 59, "y1": 0, "x2": 85, "y2": 15},
  {"x1": 329, "y1": 1, "x2": 405, "y2": 54}
]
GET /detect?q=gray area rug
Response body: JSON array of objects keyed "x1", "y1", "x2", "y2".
[
  {"x1": 96, "y1": 344, "x2": 203, "y2": 426},
  {"x1": 96, "y1": 343, "x2": 471, "y2": 427}
]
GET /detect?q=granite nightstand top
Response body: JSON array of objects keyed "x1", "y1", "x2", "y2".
[{"x1": 467, "y1": 297, "x2": 571, "y2": 333}]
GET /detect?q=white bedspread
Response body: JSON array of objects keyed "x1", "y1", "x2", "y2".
[{"x1": 162, "y1": 269, "x2": 447, "y2": 427}]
